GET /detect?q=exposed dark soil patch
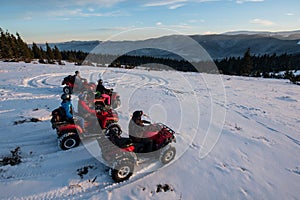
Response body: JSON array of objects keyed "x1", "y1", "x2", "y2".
[
  {"x1": 0, "y1": 147, "x2": 22, "y2": 166},
  {"x1": 156, "y1": 184, "x2": 174, "y2": 193},
  {"x1": 77, "y1": 165, "x2": 94, "y2": 179},
  {"x1": 14, "y1": 117, "x2": 41, "y2": 125}
]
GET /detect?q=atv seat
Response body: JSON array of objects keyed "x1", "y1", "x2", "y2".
[{"x1": 51, "y1": 121, "x2": 70, "y2": 129}]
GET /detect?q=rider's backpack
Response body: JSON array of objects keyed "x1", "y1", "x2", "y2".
[{"x1": 50, "y1": 106, "x2": 67, "y2": 128}]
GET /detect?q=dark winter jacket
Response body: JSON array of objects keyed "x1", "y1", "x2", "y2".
[{"x1": 96, "y1": 83, "x2": 110, "y2": 94}]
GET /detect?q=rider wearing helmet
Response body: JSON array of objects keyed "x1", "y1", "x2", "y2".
[
  {"x1": 61, "y1": 94, "x2": 73, "y2": 121},
  {"x1": 128, "y1": 110, "x2": 158, "y2": 152},
  {"x1": 60, "y1": 93, "x2": 85, "y2": 131},
  {"x1": 96, "y1": 79, "x2": 111, "y2": 106},
  {"x1": 73, "y1": 71, "x2": 86, "y2": 91}
]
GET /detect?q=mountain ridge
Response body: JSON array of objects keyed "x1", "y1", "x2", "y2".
[{"x1": 39, "y1": 31, "x2": 300, "y2": 60}]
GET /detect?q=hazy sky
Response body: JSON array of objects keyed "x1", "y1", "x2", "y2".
[{"x1": 0, "y1": 0, "x2": 299, "y2": 43}]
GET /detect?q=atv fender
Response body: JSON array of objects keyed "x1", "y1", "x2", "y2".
[{"x1": 58, "y1": 124, "x2": 83, "y2": 135}]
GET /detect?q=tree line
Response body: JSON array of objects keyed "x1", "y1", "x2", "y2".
[
  {"x1": 215, "y1": 48, "x2": 300, "y2": 76},
  {"x1": 0, "y1": 28, "x2": 299, "y2": 84},
  {"x1": 215, "y1": 48, "x2": 300, "y2": 84},
  {"x1": 0, "y1": 28, "x2": 87, "y2": 64}
]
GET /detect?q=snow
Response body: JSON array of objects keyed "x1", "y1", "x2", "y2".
[{"x1": 0, "y1": 61, "x2": 299, "y2": 199}]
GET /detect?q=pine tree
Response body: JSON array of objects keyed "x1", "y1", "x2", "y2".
[
  {"x1": 38, "y1": 46, "x2": 46, "y2": 63},
  {"x1": 32, "y1": 42, "x2": 42, "y2": 59},
  {"x1": 239, "y1": 48, "x2": 253, "y2": 76},
  {"x1": 0, "y1": 30, "x2": 13, "y2": 59},
  {"x1": 0, "y1": 29, "x2": 4, "y2": 58},
  {"x1": 9, "y1": 33, "x2": 18, "y2": 59},
  {"x1": 53, "y1": 45, "x2": 62, "y2": 62},
  {"x1": 16, "y1": 32, "x2": 32, "y2": 61},
  {"x1": 45, "y1": 42, "x2": 54, "y2": 63}
]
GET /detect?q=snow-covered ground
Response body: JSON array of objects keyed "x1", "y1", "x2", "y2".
[{"x1": 0, "y1": 61, "x2": 299, "y2": 199}]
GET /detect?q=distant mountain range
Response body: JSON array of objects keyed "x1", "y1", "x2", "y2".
[{"x1": 42, "y1": 30, "x2": 300, "y2": 61}]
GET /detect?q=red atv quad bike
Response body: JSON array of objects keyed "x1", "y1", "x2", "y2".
[
  {"x1": 95, "y1": 89, "x2": 121, "y2": 109},
  {"x1": 51, "y1": 107, "x2": 120, "y2": 150},
  {"x1": 62, "y1": 75, "x2": 96, "y2": 94},
  {"x1": 97, "y1": 122, "x2": 176, "y2": 182}
]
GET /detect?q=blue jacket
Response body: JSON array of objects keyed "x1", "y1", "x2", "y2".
[{"x1": 61, "y1": 100, "x2": 73, "y2": 119}]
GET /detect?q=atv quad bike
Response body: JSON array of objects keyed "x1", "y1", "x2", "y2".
[
  {"x1": 97, "y1": 122, "x2": 176, "y2": 182},
  {"x1": 95, "y1": 89, "x2": 121, "y2": 109},
  {"x1": 51, "y1": 107, "x2": 120, "y2": 150},
  {"x1": 62, "y1": 75, "x2": 96, "y2": 94}
]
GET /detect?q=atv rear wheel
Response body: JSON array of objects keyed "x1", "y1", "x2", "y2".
[
  {"x1": 160, "y1": 146, "x2": 176, "y2": 165},
  {"x1": 58, "y1": 132, "x2": 80, "y2": 150},
  {"x1": 63, "y1": 86, "x2": 72, "y2": 94},
  {"x1": 110, "y1": 159, "x2": 134, "y2": 182}
]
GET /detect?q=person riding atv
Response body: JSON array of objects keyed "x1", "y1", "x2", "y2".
[
  {"x1": 94, "y1": 79, "x2": 121, "y2": 109},
  {"x1": 96, "y1": 79, "x2": 111, "y2": 106},
  {"x1": 78, "y1": 91, "x2": 98, "y2": 132},
  {"x1": 62, "y1": 71, "x2": 96, "y2": 94},
  {"x1": 60, "y1": 93, "x2": 84, "y2": 130},
  {"x1": 101, "y1": 110, "x2": 177, "y2": 182},
  {"x1": 128, "y1": 110, "x2": 160, "y2": 152}
]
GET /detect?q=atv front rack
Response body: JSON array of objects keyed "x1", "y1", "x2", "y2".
[{"x1": 156, "y1": 123, "x2": 176, "y2": 135}]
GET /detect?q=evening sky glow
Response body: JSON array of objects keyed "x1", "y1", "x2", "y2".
[{"x1": 0, "y1": 0, "x2": 299, "y2": 43}]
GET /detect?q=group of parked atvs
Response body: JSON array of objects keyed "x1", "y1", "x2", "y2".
[{"x1": 50, "y1": 73, "x2": 177, "y2": 182}]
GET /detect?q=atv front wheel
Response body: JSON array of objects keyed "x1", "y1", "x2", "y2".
[
  {"x1": 106, "y1": 123, "x2": 122, "y2": 137},
  {"x1": 111, "y1": 98, "x2": 121, "y2": 109},
  {"x1": 63, "y1": 86, "x2": 72, "y2": 94},
  {"x1": 110, "y1": 159, "x2": 134, "y2": 182},
  {"x1": 160, "y1": 146, "x2": 176, "y2": 165},
  {"x1": 58, "y1": 132, "x2": 80, "y2": 150}
]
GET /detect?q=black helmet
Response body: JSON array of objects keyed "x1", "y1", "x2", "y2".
[
  {"x1": 132, "y1": 110, "x2": 143, "y2": 121},
  {"x1": 75, "y1": 71, "x2": 79, "y2": 75},
  {"x1": 61, "y1": 93, "x2": 71, "y2": 100},
  {"x1": 98, "y1": 79, "x2": 103, "y2": 84}
]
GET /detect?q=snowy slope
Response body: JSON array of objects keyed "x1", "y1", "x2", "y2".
[{"x1": 0, "y1": 61, "x2": 299, "y2": 199}]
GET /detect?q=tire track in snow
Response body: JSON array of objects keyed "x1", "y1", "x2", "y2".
[
  {"x1": 27, "y1": 161, "x2": 171, "y2": 200},
  {"x1": 88, "y1": 71, "x2": 106, "y2": 83},
  {"x1": 23, "y1": 73, "x2": 66, "y2": 88},
  {"x1": 118, "y1": 71, "x2": 169, "y2": 88},
  {"x1": 229, "y1": 103, "x2": 300, "y2": 147}
]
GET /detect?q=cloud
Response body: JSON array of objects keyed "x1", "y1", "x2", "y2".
[
  {"x1": 285, "y1": 13, "x2": 294, "y2": 16},
  {"x1": 250, "y1": 18, "x2": 274, "y2": 26},
  {"x1": 169, "y1": 3, "x2": 185, "y2": 9},
  {"x1": 143, "y1": 0, "x2": 217, "y2": 7},
  {"x1": 188, "y1": 19, "x2": 205, "y2": 23},
  {"x1": 48, "y1": 9, "x2": 126, "y2": 18},
  {"x1": 23, "y1": 16, "x2": 33, "y2": 21},
  {"x1": 58, "y1": 0, "x2": 125, "y2": 7},
  {"x1": 144, "y1": 0, "x2": 187, "y2": 7},
  {"x1": 236, "y1": 0, "x2": 264, "y2": 3},
  {"x1": 203, "y1": 31, "x2": 218, "y2": 35},
  {"x1": 193, "y1": 0, "x2": 220, "y2": 2},
  {"x1": 93, "y1": 26, "x2": 135, "y2": 31},
  {"x1": 153, "y1": 23, "x2": 194, "y2": 30}
]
